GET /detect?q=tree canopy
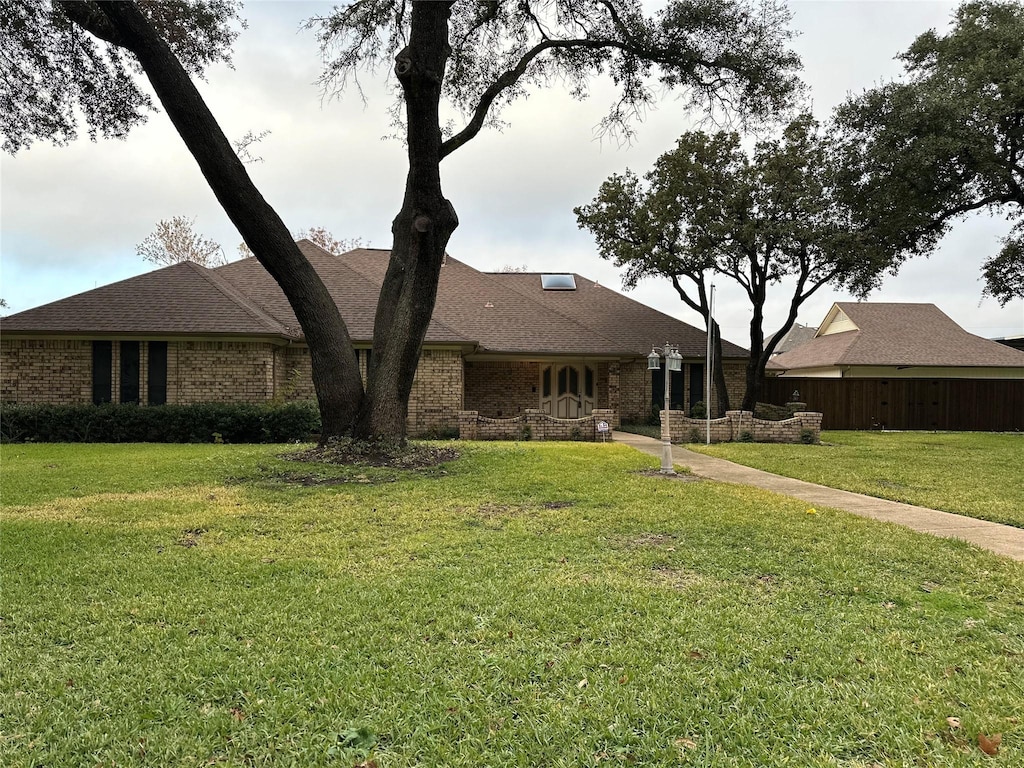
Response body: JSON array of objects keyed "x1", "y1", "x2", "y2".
[
  {"x1": 833, "y1": 0, "x2": 1024, "y2": 306},
  {"x1": 577, "y1": 115, "x2": 891, "y2": 411},
  {"x1": 3, "y1": 0, "x2": 801, "y2": 442}
]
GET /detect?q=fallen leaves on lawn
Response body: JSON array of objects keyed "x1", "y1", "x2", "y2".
[{"x1": 978, "y1": 733, "x2": 1001, "y2": 756}]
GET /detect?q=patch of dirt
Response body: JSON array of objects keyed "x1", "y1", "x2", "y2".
[
  {"x1": 177, "y1": 528, "x2": 206, "y2": 548},
  {"x1": 477, "y1": 502, "x2": 531, "y2": 518},
  {"x1": 542, "y1": 501, "x2": 575, "y2": 509},
  {"x1": 272, "y1": 471, "x2": 396, "y2": 487},
  {"x1": 629, "y1": 532, "x2": 678, "y2": 547},
  {"x1": 287, "y1": 439, "x2": 459, "y2": 469},
  {"x1": 634, "y1": 470, "x2": 702, "y2": 482},
  {"x1": 650, "y1": 565, "x2": 704, "y2": 590}
]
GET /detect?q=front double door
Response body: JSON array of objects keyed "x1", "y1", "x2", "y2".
[{"x1": 540, "y1": 364, "x2": 595, "y2": 418}]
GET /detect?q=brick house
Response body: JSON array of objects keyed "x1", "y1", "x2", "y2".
[{"x1": 1, "y1": 242, "x2": 750, "y2": 434}]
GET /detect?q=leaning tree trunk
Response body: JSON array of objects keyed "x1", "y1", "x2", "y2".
[
  {"x1": 79, "y1": 2, "x2": 365, "y2": 439},
  {"x1": 709, "y1": 317, "x2": 731, "y2": 416},
  {"x1": 354, "y1": 1, "x2": 459, "y2": 442},
  {"x1": 742, "y1": 296, "x2": 767, "y2": 411}
]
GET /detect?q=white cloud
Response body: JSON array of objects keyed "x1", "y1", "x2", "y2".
[{"x1": 1, "y1": 0, "x2": 1021, "y2": 338}]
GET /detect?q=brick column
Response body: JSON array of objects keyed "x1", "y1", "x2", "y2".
[{"x1": 458, "y1": 411, "x2": 479, "y2": 440}]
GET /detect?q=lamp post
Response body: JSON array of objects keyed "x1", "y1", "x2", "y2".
[{"x1": 647, "y1": 342, "x2": 683, "y2": 474}]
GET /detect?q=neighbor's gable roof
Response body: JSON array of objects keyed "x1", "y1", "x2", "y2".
[
  {"x1": 773, "y1": 302, "x2": 1024, "y2": 370},
  {"x1": 0, "y1": 260, "x2": 289, "y2": 337}
]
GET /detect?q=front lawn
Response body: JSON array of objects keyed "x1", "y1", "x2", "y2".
[
  {"x1": 2, "y1": 442, "x2": 1022, "y2": 766},
  {"x1": 690, "y1": 431, "x2": 1024, "y2": 528}
]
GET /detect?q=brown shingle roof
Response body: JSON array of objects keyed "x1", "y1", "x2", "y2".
[
  {"x1": 1, "y1": 261, "x2": 289, "y2": 337},
  {"x1": 214, "y1": 242, "x2": 469, "y2": 344},
  {"x1": 774, "y1": 302, "x2": 1024, "y2": 370},
  {"x1": 488, "y1": 272, "x2": 749, "y2": 358},
  {"x1": 2, "y1": 243, "x2": 738, "y2": 358}
]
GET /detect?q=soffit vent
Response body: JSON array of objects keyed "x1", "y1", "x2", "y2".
[{"x1": 541, "y1": 274, "x2": 576, "y2": 290}]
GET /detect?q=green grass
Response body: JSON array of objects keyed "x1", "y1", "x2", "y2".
[
  {"x1": 2, "y1": 442, "x2": 1023, "y2": 767},
  {"x1": 689, "y1": 431, "x2": 1024, "y2": 528}
]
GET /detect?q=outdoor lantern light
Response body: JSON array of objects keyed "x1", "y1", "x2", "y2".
[
  {"x1": 668, "y1": 348, "x2": 683, "y2": 372},
  {"x1": 649, "y1": 342, "x2": 679, "y2": 475}
]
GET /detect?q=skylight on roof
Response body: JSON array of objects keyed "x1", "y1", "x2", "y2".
[{"x1": 541, "y1": 274, "x2": 576, "y2": 290}]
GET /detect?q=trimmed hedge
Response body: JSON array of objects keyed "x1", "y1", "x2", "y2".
[{"x1": 0, "y1": 401, "x2": 321, "y2": 444}]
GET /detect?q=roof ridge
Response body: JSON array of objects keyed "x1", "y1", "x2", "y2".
[{"x1": 188, "y1": 261, "x2": 292, "y2": 337}]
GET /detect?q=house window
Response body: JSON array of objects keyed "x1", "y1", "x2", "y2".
[
  {"x1": 585, "y1": 366, "x2": 594, "y2": 398},
  {"x1": 120, "y1": 341, "x2": 140, "y2": 404},
  {"x1": 148, "y1": 342, "x2": 167, "y2": 405},
  {"x1": 651, "y1": 368, "x2": 684, "y2": 411},
  {"x1": 542, "y1": 367, "x2": 551, "y2": 398},
  {"x1": 689, "y1": 363, "x2": 704, "y2": 409},
  {"x1": 92, "y1": 341, "x2": 112, "y2": 404}
]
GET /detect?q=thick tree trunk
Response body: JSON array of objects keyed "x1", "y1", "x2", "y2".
[
  {"x1": 354, "y1": 2, "x2": 459, "y2": 442},
  {"x1": 709, "y1": 318, "x2": 731, "y2": 416},
  {"x1": 88, "y1": 3, "x2": 364, "y2": 439},
  {"x1": 742, "y1": 298, "x2": 767, "y2": 412}
]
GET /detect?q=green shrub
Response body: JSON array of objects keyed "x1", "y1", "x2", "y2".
[
  {"x1": 689, "y1": 400, "x2": 706, "y2": 419},
  {"x1": 0, "y1": 401, "x2": 320, "y2": 444},
  {"x1": 738, "y1": 430, "x2": 755, "y2": 443},
  {"x1": 416, "y1": 425, "x2": 461, "y2": 440},
  {"x1": 800, "y1": 428, "x2": 817, "y2": 445},
  {"x1": 688, "y1": 427, "x2": 702, "y2": 443}
]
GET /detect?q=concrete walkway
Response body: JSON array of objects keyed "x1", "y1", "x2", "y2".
[{"x1": 613, "y1": 432, "x2": 1024, "y2": 562}]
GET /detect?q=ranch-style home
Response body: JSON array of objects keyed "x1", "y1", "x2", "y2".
[
  {"x1": 1, "y1": 241, "x2": 751, "y2": 434},
  {"x1": 766, "y1": 301, "x2": 1024, "y2": 431}
]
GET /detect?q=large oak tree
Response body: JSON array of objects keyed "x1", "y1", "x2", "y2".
[
  {"x1": 2, "y1": 0, "x2": 800, "y2": 441},
  {"x1": 577, "y1": 115, "x2": 891, "y2": 411},
  {"x1": 833, "y1": 0, "x2": 1024, "y2": 307}
]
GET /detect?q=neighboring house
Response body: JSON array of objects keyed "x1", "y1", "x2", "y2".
[
  {"x1": 766, "y1": 322, "x2": 817, "y2": 357},
  {"x1": 0, "y1": 242, "x2": 751, "y2": 434},
  {"x1": 766, "y1": 302, "x2": 1024, "y2": 430},
  {"x1": 773, "y1": 302, "x2": 1024, "y2": 379},
  {"x1": 993, "y1": 335, "x2": 1024, "y2": 353}
]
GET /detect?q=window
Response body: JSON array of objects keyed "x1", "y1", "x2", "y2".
[
  {"x1": 120, "y1": 341, "x2": 140, "y2": 404},
  {"x1": 542, "y1": 366, "x2": 551, "y2": 398},
  {"x1": 540, "y1": 274, "x2": 576, "y2": 290},
  {"x1": 148, "y1": 342, "x2": 167, "y2": 405},
  {"x1": 585, "y1": 366, "x2": 594, "y2": 398},
  {"x1": 651, "y1": 368, "x2": 684, "y2": 411},
  {"x1": 92, "y1": 341, "x2": 112, "y2": 404},
  {"x1": 689, "y1": 363, "x2": 704, "y2": 409}
]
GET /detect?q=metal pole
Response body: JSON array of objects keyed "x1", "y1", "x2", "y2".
[{"x1": 661, "y1": 343, "x2": 674, "y2": 473}]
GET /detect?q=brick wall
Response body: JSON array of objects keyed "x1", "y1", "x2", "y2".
[
  {"x1": 719, "y1": 361, "x2": 747, "y2": 414},
  {"x1": 458, "y1": 408, "x2": 617, "y2": 441},
  {"x1": 407, "y1": 348, "x2": 463, "y2": 434},
  {"x1": 276, "y1": 346, "x2": 316, "y2": 401},
  {"x1": 618, "y1": 360, "x2": 651, "y2": 423},
  {"x1": 169, "y1": 341, "x2": 277, "y2": 403},
  {"x1": 464, "y1": 360, "x2": 539, "y2": 417},
  {"x1": 1, "y1": 339, "x2": 93, "y2": 403},
  {"x1": 664, "y1": 409, "x2": 822, "y2": 444}
]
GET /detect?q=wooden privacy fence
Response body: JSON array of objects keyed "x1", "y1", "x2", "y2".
[{"x1": 762, "y1": 378, "x2": 1024, "y2": 431}]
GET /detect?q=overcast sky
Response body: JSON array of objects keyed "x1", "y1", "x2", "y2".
[{"x1": 2, "y1": 0, "x2": 1022, "y2": 346}]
